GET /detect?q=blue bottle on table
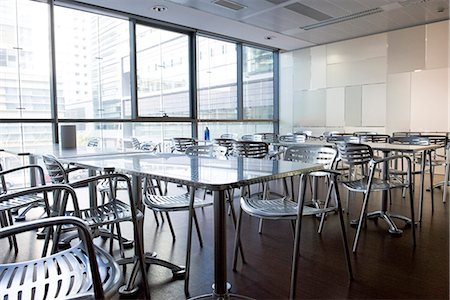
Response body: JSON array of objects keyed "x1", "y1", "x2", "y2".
[{"x1": 204, "y1": 127, "x2": 210, "y2": 141}]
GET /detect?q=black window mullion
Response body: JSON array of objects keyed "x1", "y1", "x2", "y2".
[
  {"x1": 273, "y1": 50, "x2": 279, "y2": 134},
  {"x1": 129, "y1": 19, "x2": 138, "y2": 119},
  {"x1": 237, "y1": 43, "x2": 243, "y2": 120},
  {"x1": 49, "y1": 0, "x2": 59, "y2": 143},
  {"x1": 190, "y1": 33, "x2": 198, "y2": 138}
]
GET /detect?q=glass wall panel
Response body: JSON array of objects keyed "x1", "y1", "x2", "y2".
[
  {"x1": 0, "y1": 123, "x2": 52, "y2": 148},
  {"x1": 54, "y1": 7, "x2": 131, "y2": 119},
  {"x1": 197, "y1": 36, "x2": 237, "y2": 119},
  {"x1": 198, "y1": 122, "x2": 273, "y2": 140},
  {"x1": 136, "y1": 25, "x2": 190, "y2": 117},
  {"x1": 0, "y1": 0, "x2": 51, "y2": 119},
  {"x1": 243, "y1": 46, "x2": 274, "y2": 119},
  {"x1": 64, "y1": 122, "x2": 191, "y2": 152}
]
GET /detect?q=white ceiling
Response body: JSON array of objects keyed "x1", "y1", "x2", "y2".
[{"x1": 74, "y1": 0, "x2": 449, "y2": 51}]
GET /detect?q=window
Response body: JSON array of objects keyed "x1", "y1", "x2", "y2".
[
  {"x1": 55, "y1": 7, "x2": 131, "y2": 119},
  {"x1": 136, "y1": 25, "x2": 190, "y2": 117},
  {"x1": 243, "y1": 46, "x2": 274, "y2": 119},
  {"x1": 0, "y1": 0, "x2": 51, "y2": 119},
  {"x1": 197, "y1": 37, "x2": 237, "y2": 119}
]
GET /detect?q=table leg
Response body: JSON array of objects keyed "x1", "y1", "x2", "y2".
[
  {"x1": 443, "y1": 146, "x2": 449, "y2": 203},
  {"x1": 418, "y1": 150, "x2": 427, "y2": 222}
]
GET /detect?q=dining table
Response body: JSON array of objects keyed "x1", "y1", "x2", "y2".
[{"x1": 58, "y1": 151, "x2": 323, "y2": 298}]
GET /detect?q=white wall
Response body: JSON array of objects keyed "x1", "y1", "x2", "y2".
[{"x1": 280, "y1": 20, "x2": 449, "y2": 136}]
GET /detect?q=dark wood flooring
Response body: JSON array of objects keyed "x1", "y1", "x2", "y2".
[{"x1": 3, "y1": 175, "x2": 449, "y2": 299}]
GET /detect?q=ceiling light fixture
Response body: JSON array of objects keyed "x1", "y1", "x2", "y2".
[
  {"x1": 152, "y1": 5, "x2": 168, "y2": 12},
  {"x1": 265, "y1": 36, "x2": 275, "y2": 40}
]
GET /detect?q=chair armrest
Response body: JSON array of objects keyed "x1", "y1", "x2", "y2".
[
  {"x1": 372, "y1": 154, "x2": 412, "y2": 165},
  {"x1": 0, "y1": 165, "x2": 46, "y2": 185}
]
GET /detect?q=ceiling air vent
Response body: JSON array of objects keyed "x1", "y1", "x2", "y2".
[
  {"x1": 300, "y1": 7, "x2": 384, "y2": 30},
  {"x1": 212, "y1": 0, "x2": 247, "y2": 11}
]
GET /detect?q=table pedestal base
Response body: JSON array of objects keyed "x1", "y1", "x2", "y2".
[{"x1": 366, "y1": 210, "x2": 412, "y2": 235}]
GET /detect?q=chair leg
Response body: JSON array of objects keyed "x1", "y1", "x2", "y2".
[
  {"x1": 318, "y1": 180, "x2": 333, "y2": 234},
  {"x1": 258, "y1": 218, "x2": 263, "y2": 234},
  {"x1": 184, "y1": 189, "x2": 196, "y2": 297},
  {"x1": 165, "y1": 212, "x2": 176, "y2": 241},
  {"x1": 289, "y1": 174, "x2": 307, "y2": 300},
  {"x1": 227, "y1": 191, "x2": 246, "y2": 264},
  {"x1": 192, "y1": 209, "x2": 204, "y2": 248},
  {"x1": 332, "y1": 176, "x2": 353, "y2": 280},
  {"x1": 352, "y1": 190, "x2": 371, "y2": 253},
  {"x1": 232, "y1": 205, "x2": 244, "y2": 271},
  {"x1": 6, "y1": 212, "x2": 18, "y2": 252},
  {"x1": 429, "y1": 151, "x2": 434, "y2": 213}
]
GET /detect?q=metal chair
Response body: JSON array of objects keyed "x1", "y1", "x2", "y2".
[
  {"x1": 0, "y1": 209, "x2": 122, "y2": 300},
  {"x1": 232, "y1": 163, "x2": 352, "y2": 299},
  {"x1": 358, "y1": 134, "x2": 390, "y2": 143},
  {"x1": 87, "y1": 137, "x2": 100, "y2": 148},
  {"x1": 185, "y1": 144, "x2": 227, "y2": 158},
  {"x1": 353, "y1": 131, "x2": 378, "y2": 136},
  {"x1": 220, "y1": 133, "x2": 238, "y2": 139},
  {"x1": 0, "y1": 164, "x2": 51, "y2": 252},
  {"x1": 253, "y1": 132, "x2": 278, "y2": 143},
  {"x1": 284, "y1": 145, "x2": 338, "y2": 211},
  {"x1": 392, "y1": 132, "x2": 422, "y2": 137},
  {"x1": 213, "y1": 138, "x2": 235, "y2": 155},
  {"x1": 0, "y1": 163, "x2": 50, "y2": 223},
  {"x1": 143, "y1": 175, "x2": 213, "y2": 296},
  {"x1": 42, "y1": 156, "x2": 143, "y2": 254},
  {"x1": 327, "y1": 135, "x2": 360, "y2": 143},
  {"x1": 336, "y1": 143, "x2": 416, "y2": 253},
  {"x1": 278, "y1": 134, "x2": 307, "y2": 143},
  {"x1": 171, "y1": 137, "x2": 197, "y2": 153},
  {"x1": 131, "y1": 137, "x2": 160, "y2": 152},
  {"x1": 231, "y1": 140, "x2": 269, "y2": 159}
]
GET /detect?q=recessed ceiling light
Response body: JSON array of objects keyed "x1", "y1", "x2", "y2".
[{"x1": 152, "y1": 5, "x2": 168, "y2": 12}]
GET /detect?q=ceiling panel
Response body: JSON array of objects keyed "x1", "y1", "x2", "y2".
[{"x1": 75, "y1": 0, "x2": 449, "y2": 51}]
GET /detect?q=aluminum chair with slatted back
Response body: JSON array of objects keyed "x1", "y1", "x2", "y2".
[
  {"x1": 213, "y1": 138, "x2": 236, "y2": 155},
  {"x1": 42, "y1": 155, "x2": 142, "y2": 255},
  {"x1": 392, "y1": 132, "x2": 422, "y2": 137},
  {"x1": 142, "y1": 169, "x2": 213, "y2": 296},
  {"x1": 232, "y1": 147, "x2": 353, "y2": 299},
  {"x1": 231, "y1": 140, "x2": 269, "y2": 159},
  {"x1": 0, "y1": 205, "x2": 122, "y2": 300},
  {"x1": 284, "y1": 145, "x2": 338, "y2": 212},
  {"x1": 171, "y1": 137, "x2": 197, "y2": 153},
  {"x1": 87, "y1": 137, "x2": 100, "y2": 148},
  {"x1": 359, "y1": 134, "x2": 390, "y2": 143},
  {"x1": 326, "y1": 135, "x2": 361, "y2": 143},
  {"x1": 254, "y1": 132, "x2": 278, "y2": 143},
  {"x1": 336, "y1": 143, "x2": 416, "y2": 253},
  {"x1": 42, "y1": 165, "x2": 149, "y2": 296},
  {"x1": 0, "y1": 163, "x2": 50, "y2": 252},
  {"x1": 220, "y1": 133, "x2": 238, "y2": 139}
]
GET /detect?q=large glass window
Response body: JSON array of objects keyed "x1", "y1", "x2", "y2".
[
  {"x1": 0, "y1": 0, "x2": 51, "y2": 119},
  {"x1": 198, "y1": 122, "x2": 273, "y2": 140},
  {"x1": 136, "y1": 25, "x2": 190, "y2": 117},
  {"x1": 54, "y1": 7, "x2": 131, "y2": 119},
  {"x1": 243, "y1": 46, "x2": 274, "y2": 119},
  {"x1": 197, "y1": 36, "x2": 237, "y2": 119}
]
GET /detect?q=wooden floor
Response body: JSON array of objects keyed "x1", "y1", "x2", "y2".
[{"x1": 2, "y1": 175, "x2": 449, "y2": 299}]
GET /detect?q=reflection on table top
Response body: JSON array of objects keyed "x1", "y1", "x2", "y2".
[
  {"x1": 62, "y1": 153, "x2": 322, "y2": 191},
  {"x1": 1, "y1": 144, "x2": 142, "y2": 159}
]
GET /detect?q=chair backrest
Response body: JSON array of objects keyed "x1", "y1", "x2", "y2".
[
  {"x1": 327, "y1": 135, "x2": 360, "y2": 143},
  {"x1": 185, "y1": 144, "x2": 228, "y2": 158},
  {"x1": 353, "y1": 131, "x2": 377, "y2": 136},
  {"x1": 241, "y1": 134, "x2": 257, "y2": 141},
  {"x1": 87, "y1": 137, "x2": 100, "y2": 148},
  {"x1": 220, "y1": 133, "x2": 238, "y2": 139},
  {"x1": 254, "y1": 133, "x2": 278, "y2": 143},
  {"x1": 421, "y1": 135, "x2": 448, "y2": 147},
  {"x1": 185, "y1": 145, "x2": 214, "y2": 157},
  {"x1": 231, "y1": 141, "x2": 269, "y2": 158},
  {"x1": 284, "y1": 146, "x2": 337, "y2": 170},
  {"x1": 336, "y1": 143, "x2": 373, "y2": 166},
  {"x1": 389, "y1": 136, "x2": 430, "y2": 145},
  {"x1": 0, "y1": 164, "x2": 5, "y2": 194},
  {"x1": 295, "y1": 130, "x2": 312, "y2": 137},
  {"x1": 392, "y1": 132, "x2": 422, "y2": 137},
  {"x1": 131, "y1": 137, "x2": 142, "y2": 150},
  {"x1": 213, "y1": 138, "x2": 235, "y2": 152},
  {"x1": 322, "y1": 131, "x2": 340, "y2": 137},
  {"x1": 42, "y1": 155, "x2": 69, "y2": 184},
  {"x1": 359, "y1": 134, "x2": 390, "y2": 143},
  {"x1": 171, "y1": 137, "x2": 196, "y2": 153},
  {"x1": 278, "y1": 134, "x2": 306, "y2": 143}
]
